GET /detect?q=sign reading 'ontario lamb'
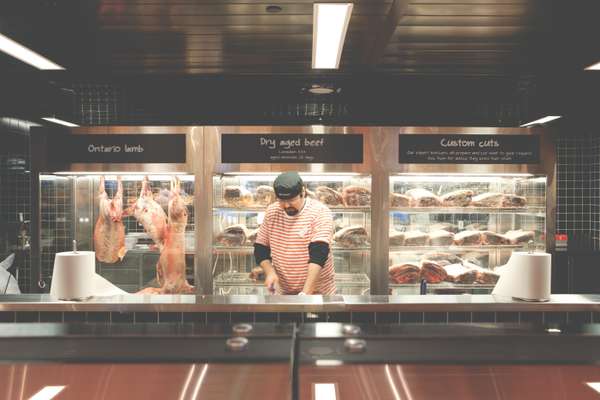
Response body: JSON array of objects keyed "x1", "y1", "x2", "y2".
[
  {"x1": 399, "y1": 134, "x2": 540, "y2": 164},
  {"x1": 221, "y1": 134, "x2": 363, "y2": 163}
]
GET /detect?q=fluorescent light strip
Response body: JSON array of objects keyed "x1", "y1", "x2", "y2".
[
  {"x1": 584, "y1": 61, "x2": 600, "y2": 70},
  {"x1": 29, "y1": 386, "x2": 66, "y2": 400},
  {"x1": 314, "y1": 383, "x2": 337, "y2": 400},
  {"x1": 312, "y1": 3, "x2": 353, "y2": 69},
  {"x1": 0, "y1": 33, "x2": 64, "y2": 70},
  {"x1": 586, "y1": 382, "x2": 600, "y2": 394},
  {"x1": 41, "y1": 117, "x2": 79, "y2": 127},
  {"x1": 520, "y1": 116, "x2": 562, "y2": 127}
]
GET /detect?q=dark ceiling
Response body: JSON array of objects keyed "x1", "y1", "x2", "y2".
[{"x1": 0, "y1": 0, "x2": 598, "y2": 126}]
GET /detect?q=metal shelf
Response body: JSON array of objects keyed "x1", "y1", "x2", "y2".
[
  {"x1": 213, "y1": 206, "x2": 371, "y2": 213},
  {"x1": 389, "y1": 244, "x2": 526, "y2": 252},
  {"x1": 213, "y1": 246, "x2": 371, "y2": 253},
  {"x1": 390, "y1": 206, "x2": 545, "y2": 215}
]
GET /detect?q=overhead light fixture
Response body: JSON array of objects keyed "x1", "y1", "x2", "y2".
[
  {"x1": 312, "y1": 3, "x2": 353, "y2": 69},
  {"x1": 29, "y1": 386, "x2": 66, "y2": 400},
  {"x1": 42, "y1": 117, "x2": 79, "y2": 127},
  {"x1": 0, "y1": 33, "x2": 64, "y2": 70},
  {"x1": 585, "y1": 61, "x2": 600, "y2": 70},
  {"x1": 520, "y1": 115, "x2": 562, "y2": 127}
]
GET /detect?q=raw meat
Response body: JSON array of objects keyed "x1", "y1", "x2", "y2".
[
  {"x1": 389, "y1": 230, "x2": 405, "y2": 246},
  {"x1": 481, "y1": 231, "x2": 510, "y2": 245},
  {"x1": 223, "y1": 186, "x2": 253, "y2": 207},
  {"x1": 249, "y1": 266, "x2": 265, "y2": 281},
  {"x1": 390, "y1": 193, "x2": 411, "y2": 208},
  {"x1": 440, "y1": 190, "x2": 474, "y2": 207},
  {"x1": 406, "y1": 189, "x2": 441, "y2": 207},
  {"x1": 428, "y1": 230, "x2": 455, "y2": 246},
  {"x1": 502, "y1": 194, "x2": 527, "y2": 208},
  {"x1": 471, "y1": 193, "x2": 505, "y2": 208},
  {"x1": 342, "y1": 186, "x2": 371, "y2": 207},
  {"x1": 138, "y1": 177, "x2": 194, "y2": 294},
  {"x1": 461, "y1": 252, "x2": 488, "y2": 267},
  {"x1": 127, "y1": 176, "x2": 168, "y2": 252},
  {"x1": 389, "y1": 263, "x2": 421, "y2": 284},
  {"x1": 420, "y1": 252, "x2": 463, "y2": 265},
  {"x1": 403, "y1": 231, "x2": 429, "y2": 246},
  {"x1": 465, "y1": 223, "x2": 487, "y2": 231},
  {"x1": 254, "y1": 185, "x2": 277, "y2": 206},
  {"x1": 334, "y1": 226, "x2": 369, "y2": 248},
  {"x1": 246, "y1": 228, "x2": 259, "y2": 245},
  {"x1": 315, "y1": 186, "x2": 344, "y2": 206},
  {"x1": 429, "y1": 223, "x2": 458, "y2": 233},
  {"x1": 504, "y1": 229, "x2": 535, "y2": 245},
  {"x1": 443, "y1": 263, "x2": 478, "y2": 284},
  {"x1": 216, "y1": 224, "x2": 249, "y2": 246},
  {"x1": 420, "y1": 260, "x2": 448, "y2": 283},
  {"x1": 454, "y1": 230, "x2": 482, "y2": 246},
  {"x1": 474, "y1": 268, "x2": 500, "y2": 284},
  {"x1": 94, "y1": 176, "x2": 126, "y2": 263}
]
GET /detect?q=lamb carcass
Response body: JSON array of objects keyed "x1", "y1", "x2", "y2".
[
  {"x1": 94, "y1": 176, "x2": 126, "y2": 263},
  {"x1": 127, "y1": 176, "x2": 168, "y2": 251}
]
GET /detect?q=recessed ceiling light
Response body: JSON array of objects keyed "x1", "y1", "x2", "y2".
[
  {"x1": 29, "y1": 386, "x2": 66, "y2": 400},
  {"x1": 42, "y1": 117, "x2": 79, "y2": 127},
  {"x1": 308, "y1": 85, "x2": 335, "y2": 95},
  {"x1": 312, "y1": 3, "x2": 353, "y2": 69},
  {"x1": 266, "y1": 5, "x2": 282, "y2": 13},
  {"x1": 585, "y1": 61, "x2": 600, "y2": 70},
  {"x1": 0, "y1": 33, "x2": 64, "y2": 70},
  {"x1": 520, "y1": 115, "x2": 562, "y2": 127}
]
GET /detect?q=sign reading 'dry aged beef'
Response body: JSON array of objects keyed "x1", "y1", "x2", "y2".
[
  {"x1": 221, "y1": 134, "x2": 363, "y2": 163},
  {"x1": 399, "y1": 134, "x2": 540, "y2": 164},
  {"x1": 48, "y1": 134, "x2": 186, "y2": 163}
]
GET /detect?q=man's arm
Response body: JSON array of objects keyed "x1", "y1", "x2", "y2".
[
  {"x1": 303, "y1": 241, "x2": 329, "y2": 294},
  {"x1": 254, "y1": 243, "x2": 278, "y2": 292}
]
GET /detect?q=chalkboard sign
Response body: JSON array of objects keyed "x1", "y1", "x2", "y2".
[
  {"x1": 399, "y1": 134, "x2": 539, "y2": 164},
  {"x1": 48, "y1": 134, "x2": 186, "y2": 163},
  {"x1": 221, "y1": 134, "x2": 363, "y2": 163}
]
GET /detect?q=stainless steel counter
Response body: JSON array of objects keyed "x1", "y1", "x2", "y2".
[{"x1": 0, "y1": 294, "x2": 599, "y2": 313}]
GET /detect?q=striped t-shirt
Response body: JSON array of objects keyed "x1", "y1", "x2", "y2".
[{"x1": 255, "y1": 197, "x2": 336, "y2": 295}]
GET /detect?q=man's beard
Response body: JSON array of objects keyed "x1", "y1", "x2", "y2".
[{"x1": 284, "y1": 207, "x2": 299, "y2": 216}]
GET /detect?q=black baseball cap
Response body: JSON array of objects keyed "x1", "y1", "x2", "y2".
[{"x1": 273, "y1": 172, "x2": 304, "y2": 200}]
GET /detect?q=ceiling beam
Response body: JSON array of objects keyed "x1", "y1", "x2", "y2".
[{"x1": 361, "y1": 0, "x2": 409, "y2": 66}]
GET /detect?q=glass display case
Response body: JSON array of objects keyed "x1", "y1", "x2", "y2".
[
  {"x1": 40, "y1": 174, "x2": 195, "y2": 294},
  {"x1": 388, "y1": 174, "x2": 546, "y2": 294},
  {"x1": 212, "y1": 173, "x2": 371, "y2": 295}
]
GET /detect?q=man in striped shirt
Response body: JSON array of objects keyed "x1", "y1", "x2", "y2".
[{"x1": 254, "y1": 172, "x2": 336, "y2": 295}]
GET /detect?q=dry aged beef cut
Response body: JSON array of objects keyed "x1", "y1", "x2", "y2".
[
  {"x1": 406, "y1": 189, "x2": 442, "y2": 207},
  {"x1": 428, "y1": 230, "x2": 455, "y2": 246},
  {"x1": 223, "y1": 186, "x2": 253, "y2": 207},
  {"x1": 420, "y1": 260, "x2": 448, "y2": 283},
  {"x1": 454, "y1": 230, "x2": 482, "y2": 246},
  {"x1": 473, "y1": 268, "x2": 500, "y2": 284},
  {"x1": 443, "y1": 264, "x2": 478, "y2": 284},
  {"x1": 334, "y1": 226, "x2": 369, "y2": 248},
  {"x1": 440, "y1": 190, "x2": 474, "y2": 207},
  {"x1": 315, "y1": 186, "x2": 344, "y2": 206},
  {"x1": 390, "y1": 193, "x2": 411, "y2": 208},
  {"x1": 389, "y1": 230, "x2": 405, "y2": 246},
  {"x1": 403, "y1": 231, "x2": 429, "y2": 246},
  {"x1": 429, "y1": 223, "x2": 458, "y2": 233},
  {"x1": 420, "y1": 252, "x2": 463, "y2": 266},
  {"x1": 254, "y1": 185, "x2": 277, "y2": 206},
  {"x1": 215, "y1": 224, "x2": 249, "y2": 246},
  {"x1": 461, "y1": 253, "x2": 488, "y2": 267},
  {"x1": 249, "y1": 266, "x2": 265, "y2": 281},
  {"x1": 389, "y1": 264, "x2": 421, "y2": 284},
  {"x1": 504, "y1": 229, "x2": 535, "y2": 245},
  {"x1": 342, "y1": 186, "x2": 371, "y2": 207},
  {"x1": 481, "y1": 231, "x2": 510, "y2": 245},
  {"x1": 502, "y1": 194, "x2": 527, "y2": 208},
  {"x1": 471, "y1": 192, "x2": 505, "y2": 208}
]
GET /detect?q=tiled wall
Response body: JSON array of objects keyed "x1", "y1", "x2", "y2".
[{"x1": 0, "y1": 310, "x2": 597, "y2": 325}]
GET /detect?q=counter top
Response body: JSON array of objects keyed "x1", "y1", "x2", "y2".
[{"x1": 1, "y1": 294, "x2": 599, "y2": 312}]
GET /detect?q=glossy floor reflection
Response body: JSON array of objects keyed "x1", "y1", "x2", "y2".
[
  {"x1": 0, "y1": 363, "x2": 290, "y2": 400},
  {"x1": 300, "y1": 364, "x2": 600, "y2": 400}
]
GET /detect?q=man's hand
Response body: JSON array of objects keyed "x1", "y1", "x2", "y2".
[
  {"x1": 265, "y1": 271, "x2": 279, "y2": 294},
  {"x1": 302, "y1": 263, "x2": 321, "y2": 295}
]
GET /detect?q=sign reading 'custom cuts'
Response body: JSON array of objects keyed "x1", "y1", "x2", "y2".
[
  {"x1": 221, "y1": 134, "x2": 363, "y2": 163},
  {"x1": 399, "y1": 134, "x2": 540, "y2": 164},
  {"x1": 48, "y1": 134, "x2": 186, "y2": 163}
]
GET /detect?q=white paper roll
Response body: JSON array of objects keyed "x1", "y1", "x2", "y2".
[
  {"x1": 50, "y1": 251, "x2": 95, "y2": 300},
  {"x1": 492, "y1": 251, "x2": 552, "y2": 301}
]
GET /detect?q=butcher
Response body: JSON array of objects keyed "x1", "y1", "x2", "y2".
[{"x1": 253, "y1": 172, "x2": 336, "y2": 295}]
